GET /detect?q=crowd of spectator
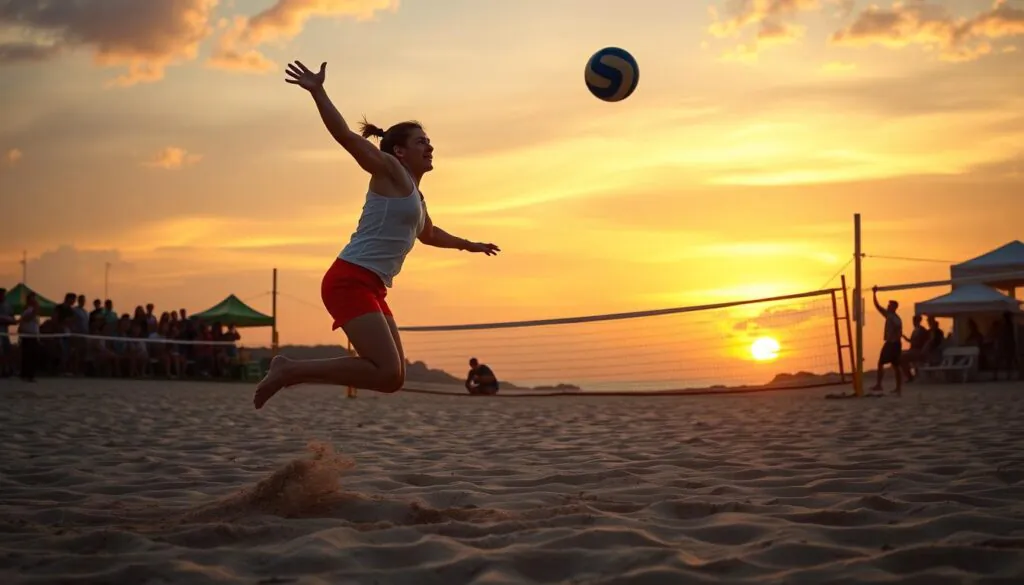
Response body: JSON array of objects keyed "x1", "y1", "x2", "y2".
[
  {"x1": 899, "y1": 312, "x2": 1020, "y2": 383},
  {"x1": 0, "y1": 288, "x2": 244, "y2": 383}
]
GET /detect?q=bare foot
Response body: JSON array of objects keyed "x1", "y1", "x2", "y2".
[{"x1": 254, "y1": 355, "x2": 294, "y2": 409}]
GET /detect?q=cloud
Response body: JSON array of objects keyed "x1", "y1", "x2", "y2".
[
  {"x1": 708, "y1": 0, "x2": 821, "y2": 59},
  {"x1": 0, "y1": 0, "x2": 218, "y2": 86},
  {"x1": 143, "y1": 146, "x2": 202, "y2": 170},
  {"x1": 830, "y1": 0, "x2": 1024, "y2": 62},
  {"x1": 0, "y1": 41, "x2": 60, "y2": 63},
  {"x1": 733, "y1": 305, "x2": 821, "y2": 333},
  {"x1": 207, "y1": 0, "x2": 398, "y2": 73},
  {"x1": 5, "y1": 148, "x2": 22, "y2": 165},
  {"x1": 743, "y1": 58, "x2": 1021, "y2": 118},
  {"x1": 965, "y1": 153, "x2": 1024, "y2": 180},
  {"x1": 820, "y1": 60, "x2": 857, "y2": 73},
  {"x1": 829, "y1": 0, "x2": 856, "y2": 19}
]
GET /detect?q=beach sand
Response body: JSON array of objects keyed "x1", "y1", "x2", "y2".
[{"x1": 2, "y1": 378, "x2": 1023, "y2": 584}]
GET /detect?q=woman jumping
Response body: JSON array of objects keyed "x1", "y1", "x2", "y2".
[{"x1": 254, "y1": 60, "x2": 500, "y2": 409}]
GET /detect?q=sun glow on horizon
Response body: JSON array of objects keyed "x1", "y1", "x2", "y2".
[{"x1": 750, "y1": 336, "x2": 781, "y2": 362}]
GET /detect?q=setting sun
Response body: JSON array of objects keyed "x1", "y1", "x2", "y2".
[{"x1": 750, "y1": 337, "x2": 781, "y2": 362}]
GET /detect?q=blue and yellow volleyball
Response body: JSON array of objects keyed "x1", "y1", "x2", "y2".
[{"x1": 584, "y1": 47, "x2": 639, "y2": 103}]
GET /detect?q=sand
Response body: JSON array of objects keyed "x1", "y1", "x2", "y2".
[{"x1": 2, "y1": 379, "x2": 1024, "y2": 585}]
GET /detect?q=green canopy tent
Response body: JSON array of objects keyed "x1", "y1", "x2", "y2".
[
  {"x1": 3, "y1": 283, "x2": 58, "y2": 317},
  {"x1": 192, "y1": 294, "x2": 274, "y2": 328}
]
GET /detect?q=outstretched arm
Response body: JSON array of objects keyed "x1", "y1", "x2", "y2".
[
  {"x1": 310, "y1": 88, "x2": 389, "y2": 176},
  {"x1": 423, "y1": 225, "x2": 471, "y2": 250},
  {"x1": 286, "y1": 61, "x2": 392, "y2": 177},
  {"x1": 418, "y1": 210, "x2": 500, "y2": 255},
  {"x1": 872, "y1": 286, "x2": 886, "y2": 316}
]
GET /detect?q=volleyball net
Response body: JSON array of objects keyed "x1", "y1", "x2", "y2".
[
  {"x1": 398, "y1": 288, "x2": 852, "y2": 395},
  {"x1": 0, "y1": 287, "x2": 854, "y2": 392}
]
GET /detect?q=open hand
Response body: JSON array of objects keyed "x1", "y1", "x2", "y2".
[
  {"x1": 285, "y1": 60, "x2": 326, "y2": 92},
  {"x1": 466, "y1": 242, "x2": 500, "y2": 256}
]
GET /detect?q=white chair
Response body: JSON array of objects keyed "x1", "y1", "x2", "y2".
[{"x1": 917, "y1": 346, "x2": 980, "y2": 383}]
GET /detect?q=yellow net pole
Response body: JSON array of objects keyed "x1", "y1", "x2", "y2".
[
  {"x1": 853, "y1": 213, "x2": 864, "y2": 397},
  {"x1": 346, "y1": 339, "x2": 357, "y2": 398}
]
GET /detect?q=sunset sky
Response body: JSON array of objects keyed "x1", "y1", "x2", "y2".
[{"x1": 1, "y1": 0, "x2": 1022, "y2": 384}]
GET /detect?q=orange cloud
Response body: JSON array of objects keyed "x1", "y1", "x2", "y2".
[
  {"x1": 830, "y1": 0, "x2": 1024, "y2": 62},
  {"x1": 144, "y1": 147, "x2": 202, "y2": 170},
  {"x1": 820, "y1": 60, "x2": 857, "y2": 73},
  {"x1": 0, "y1": 0, "x2": 218, "y2": 86},
  {"x1": 758, "y1": 19, "x2": 806, "y2": 44},
  {"x1": 721, "y1": 41, "x2": 761, "y2": 63},
  {"x1": 208, "y1": 0, "x2": 398, "y2": 73},
  {"x1": 708, "y1": 0, "x2": 820, "y2": 59},
  {"x1": 6, "y1": 148, "x2": 22, "y2": 166}
]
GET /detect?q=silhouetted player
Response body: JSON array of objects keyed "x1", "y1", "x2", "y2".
[{"x1": 871, "y1": 285, "x2": 903, "y2": 395}]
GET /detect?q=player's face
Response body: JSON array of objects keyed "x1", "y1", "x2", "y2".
[{"x1": 396, "y1": 128, "x2": 433, "y2": 174}]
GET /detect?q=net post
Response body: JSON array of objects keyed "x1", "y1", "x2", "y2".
[
  {"x1": 346, "y1": 339, "x2": 357, "y2": 398},
  {"x1": 829, "y1": 289, "x2": 845, "y2": 383},
  {"x1": 853, "y1": 214, "x2": 864, "y2": 397},
  {"x1": 271, "y1": 268, "x2": 279, "y2": 358},
  {"x1": 840, "y1": 274, "x2": 855, "y2": 390}
]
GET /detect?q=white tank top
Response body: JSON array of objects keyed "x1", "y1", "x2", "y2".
[{"x1": 338, "y1": 174, "x2": 426, "y2": 288}]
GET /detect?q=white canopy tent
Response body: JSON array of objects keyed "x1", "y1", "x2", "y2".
[
  {"x1": 916, "y1": 283, "x2": 1021, "y2": 346},
  {"x1": 921, "y1": 284, "x2": 1024, "y2": 348},
  {"x1": 915, "y1": 283, "x2": 1021, "y2": 318},
  {"x1": 950, "y1": 240, "x2": 1024, "y2": 294}
]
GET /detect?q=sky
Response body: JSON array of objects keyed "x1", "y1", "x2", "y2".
[{"x1": 1, "y1": 0, "x2": 1022, "y2": 387}]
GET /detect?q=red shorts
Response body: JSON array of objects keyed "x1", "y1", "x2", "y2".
[{"x1": 321, "y1": 258, "x2": 392, "y2": 330}]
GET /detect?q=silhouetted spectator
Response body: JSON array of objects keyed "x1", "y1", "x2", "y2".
[
  {"x1": 17, "y1": 292, "x2": 40, "y2": 382},
  {"x1": 0, "y1": 288, "x2": 14, "y2": 377},
  {"x1": 465, "y1": 357, "x2": 499, "y2": 395}
]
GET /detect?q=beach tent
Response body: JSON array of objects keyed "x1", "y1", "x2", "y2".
[
  {"x1": 950, "y1": 240, "x2": 1024, "y2": 293},
  {"x1": 3, "y1": 283, "x2": 57, "y2": 317},
  {"x1": 915, "y1": 283, "x2": 1021, "y2": 318},
  {"x1": 192, "y1": 294, "x2": 274, "y2": 328}
]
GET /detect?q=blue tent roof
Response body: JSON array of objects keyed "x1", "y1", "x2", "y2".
[
  {"x1": 955, "y1": 240, "x2": 1024, "y2": 269},
  {"x1": 951, "y1": 241, "x2": 1024, "y2": 289}
]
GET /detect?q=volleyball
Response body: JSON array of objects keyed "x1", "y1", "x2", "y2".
[{"x1": 584, "y1": 47, "x2": 639, "y2": 102}]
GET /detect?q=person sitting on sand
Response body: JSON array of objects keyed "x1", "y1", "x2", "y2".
[
  {"x1": 465, "y1": 358, "x2": 499, "y2": 395},
  {"x1": 870, "y1": 286, "x2": 902, "y2": 395}
]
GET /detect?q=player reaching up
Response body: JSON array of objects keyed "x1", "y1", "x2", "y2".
[{"x1": 254, "y1": 60, "x2": 500, "y2": 409}]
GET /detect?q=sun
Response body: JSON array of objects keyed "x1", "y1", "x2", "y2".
[{"x1": 750, "y1": 336, "x2": 781, "y2": 362}]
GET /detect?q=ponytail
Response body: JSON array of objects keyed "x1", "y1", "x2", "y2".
[
  {"x1": 358, "y1": 118, "x2": 424, "y2": 156},
  {"x1": 359, "y1": 117, "x2": 386, "y2": 140}
]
